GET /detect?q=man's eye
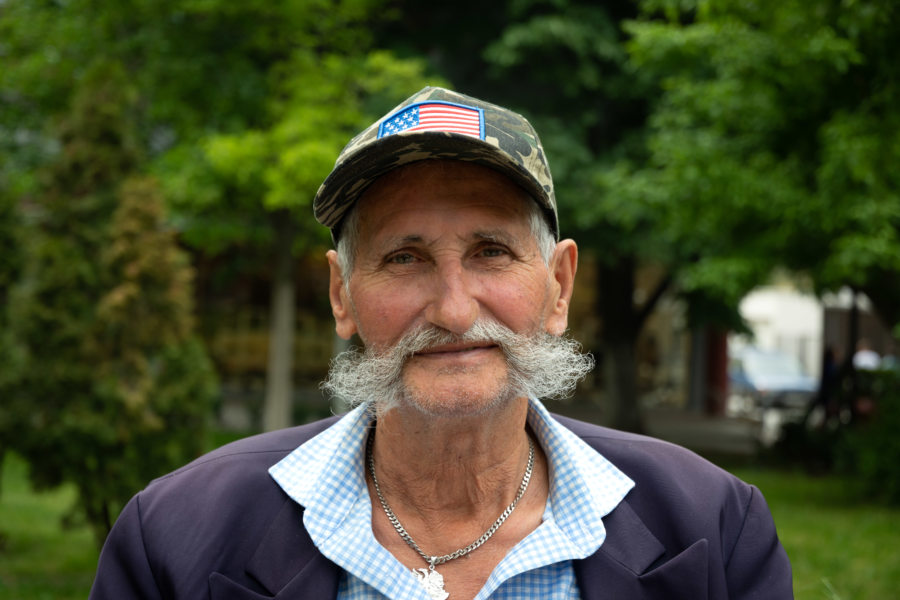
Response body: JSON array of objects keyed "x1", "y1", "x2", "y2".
[
  {"x1": 479, "y1": 246, "x2": 508, "y2": 258},
  {"x1": 387, "y1": 252, "x2": 417, "y2": 265}
]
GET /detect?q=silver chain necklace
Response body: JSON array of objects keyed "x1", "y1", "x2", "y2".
[{"x1": 366, "y1": 432, "x2": 535, "y2": 600}]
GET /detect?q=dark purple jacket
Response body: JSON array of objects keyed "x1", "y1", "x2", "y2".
[{"x1": 90, "y1": 415, "x2": 793, "y2": 599}]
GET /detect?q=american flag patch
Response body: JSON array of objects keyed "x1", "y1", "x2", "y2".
[{"x1": 378, "y1": 101, "x2": 484, "y2": 140}]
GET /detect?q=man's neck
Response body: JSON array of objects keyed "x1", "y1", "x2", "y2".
[
  {"x1": 367, "y1": 396, "x2": 549, "y2": 599},
  {"x1": 369, "y1": 395, "x2": 545, "y2": 538}
]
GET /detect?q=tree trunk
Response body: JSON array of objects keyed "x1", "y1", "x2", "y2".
[
  {"x1": 597, "y1": 258, "x2": 644, "y2": 433},
  {"x1": 262, "y1": 211, "x2": 296, "y2": 432},
  {"x1": 602, "y1": 338, "x2": 641, "y2": 431},
  {"x1": 687, "y1": 326, "x2": 707, "y2": 413},
  {"x1": 863, "y1": 271, "x2": 900, "y2": 335}
]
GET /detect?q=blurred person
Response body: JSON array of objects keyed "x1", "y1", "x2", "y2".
[
  {"x1": 90, "y1": 88, "x2": 793, "y2": 600},
  {"x1": 809, "y1": 345, "x2": 841, "y2": 427}
]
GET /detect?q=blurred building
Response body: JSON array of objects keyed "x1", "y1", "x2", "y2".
[{"x1": 733, "y1": 285, "x2": 823, "y2": 377}]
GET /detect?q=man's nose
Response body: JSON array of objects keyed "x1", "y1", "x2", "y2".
[{"x1": 424, "y1": 261, "x2": 478, "y2": 335}]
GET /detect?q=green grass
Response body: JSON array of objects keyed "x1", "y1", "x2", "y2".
[
  {"x1": 733, "y1": 467, "x2": 900, "y2": 600},
  {"x1": 1, "y1": 451, "x2": 898, "y2": 599},
  {"x1": 0, "y1": 452, "x2": 98, "y2": 600}
]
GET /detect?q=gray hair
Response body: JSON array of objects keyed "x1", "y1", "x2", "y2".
[{"x1": 335, "y1": 193, "x2": 557, "y2": 282}]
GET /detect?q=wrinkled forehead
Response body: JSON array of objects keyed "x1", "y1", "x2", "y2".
[{"x1": 354, "y1": 159, "x2": 535, "y2": 237}]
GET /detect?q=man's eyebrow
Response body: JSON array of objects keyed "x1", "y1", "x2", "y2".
[
  {"x1": 372, "y1": 230, "x2": 523, "y2": 253},
  {"x1": 471, "y1": 230, "x2": 522, "y2": 246},
  {"x1": 374, "y1": 234, "x2": 426, "y2": 252}
]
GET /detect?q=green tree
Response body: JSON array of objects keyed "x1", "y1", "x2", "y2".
[
  {"x1": 625, "y1": 0, "x2": 900, "y2": 335},
  {"x1": 5, "y1": 62, "x2": 216, "y2": 544},
  {"x1": 2, "y1": 0, "x2": 438, "y2": 432}
]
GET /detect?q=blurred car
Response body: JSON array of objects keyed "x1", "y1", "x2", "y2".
[{"x1": 727, "y1": 346, "x2": 818, "y2": 446}]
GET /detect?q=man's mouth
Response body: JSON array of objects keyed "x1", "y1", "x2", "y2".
[{"x1": 414, "y1": 341, "x2": 499, "y2": 356}]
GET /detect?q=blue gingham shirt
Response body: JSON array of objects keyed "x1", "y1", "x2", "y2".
[{"x1": 269, "y1": 399, "x2": 634, "y2": 599}]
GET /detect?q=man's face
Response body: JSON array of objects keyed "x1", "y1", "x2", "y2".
[{"x1": 327, "y1": 160, "x2": 575, "y2": 415}]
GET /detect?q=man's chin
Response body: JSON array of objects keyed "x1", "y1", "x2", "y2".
[{"x1": 386, "y1": 381, "x2": 521, "y2": 420}]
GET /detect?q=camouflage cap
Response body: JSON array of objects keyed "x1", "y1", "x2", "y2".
[{"x1": 313, "y1": 86, "x2": 558, "y2": 240}]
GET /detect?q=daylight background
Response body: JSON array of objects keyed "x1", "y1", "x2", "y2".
[{"x1": 1, "y1": 1, "x2": 899, "y2": 598}]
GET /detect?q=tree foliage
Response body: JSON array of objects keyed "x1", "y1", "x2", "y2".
[
  {"x1": 625, "y1": 0, "x2": 900, "y2": 330},
  {"x1": 839, "y1": 370, "x2": 900, "y2": 505},
  {"x1": 163, "y1": 49, "x2": 436, "y2": 253},
  {"x1": 1, "y1": 0, "x2": 438, "y2": 439},
  {"x1": 1, "y1": 61, "x2": 216, "y2": 544}
]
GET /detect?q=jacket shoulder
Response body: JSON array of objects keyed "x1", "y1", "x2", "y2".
[
  {"x1": 137, "y1": 414, "x2": 341, "y2": 524},
  {"x1": 553, "y1": 413, "x2": 757, "y2": 544},
  {"x1": 553, "y1": 413, "x2": 735, "y2": 483},
  {"x1": 95, "y1": 417, "x2": 342, "y2": 599},
  {"x1": 553, "y1": 414, "x2": 793, "y2": 597},
  {"x1": 159, "y1": 415, "x2": 341, "y2": 480}
]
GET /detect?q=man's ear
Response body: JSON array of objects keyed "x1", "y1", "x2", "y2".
[
  {"x1": 544, "y1": 240, "x2": 577, "y2": 336},
  {"x1": 327, "y1": 250, "x2": 358, "y2": 340}
]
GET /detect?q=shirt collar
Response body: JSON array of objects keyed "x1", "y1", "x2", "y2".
[
  {"x1": 269, "y1": 399, "x2": 634, "y2": 555},
  {"x1": 526, "y1": 399, "x2": 634, "y2": 555},
  {"x1": 269, "y1": 403, "x2": 373, "y2": 543}
]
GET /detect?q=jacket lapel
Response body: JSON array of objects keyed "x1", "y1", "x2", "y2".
[
  {"x1": 575, "y1": 500, "x2": 709, "y2": 600},
  {"x1": 244, "y1": 498, "x2": 340, "y2": 598},
  {"x1": 576, "y1": 500, "x2": 661, "y2": 599}
]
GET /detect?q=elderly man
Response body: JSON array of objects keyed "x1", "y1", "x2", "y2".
[{"x1": 90, "y1": 87, "x2": 793, "y2": 599}]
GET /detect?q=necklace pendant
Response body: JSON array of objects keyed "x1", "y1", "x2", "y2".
[{"x1": 412, "y1": 566, "x2": 449, "y2": 600}]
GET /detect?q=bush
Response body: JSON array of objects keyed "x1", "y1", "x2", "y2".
[{"x1": 838, "y1": 369, "x2": 900, "y2": 505}]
